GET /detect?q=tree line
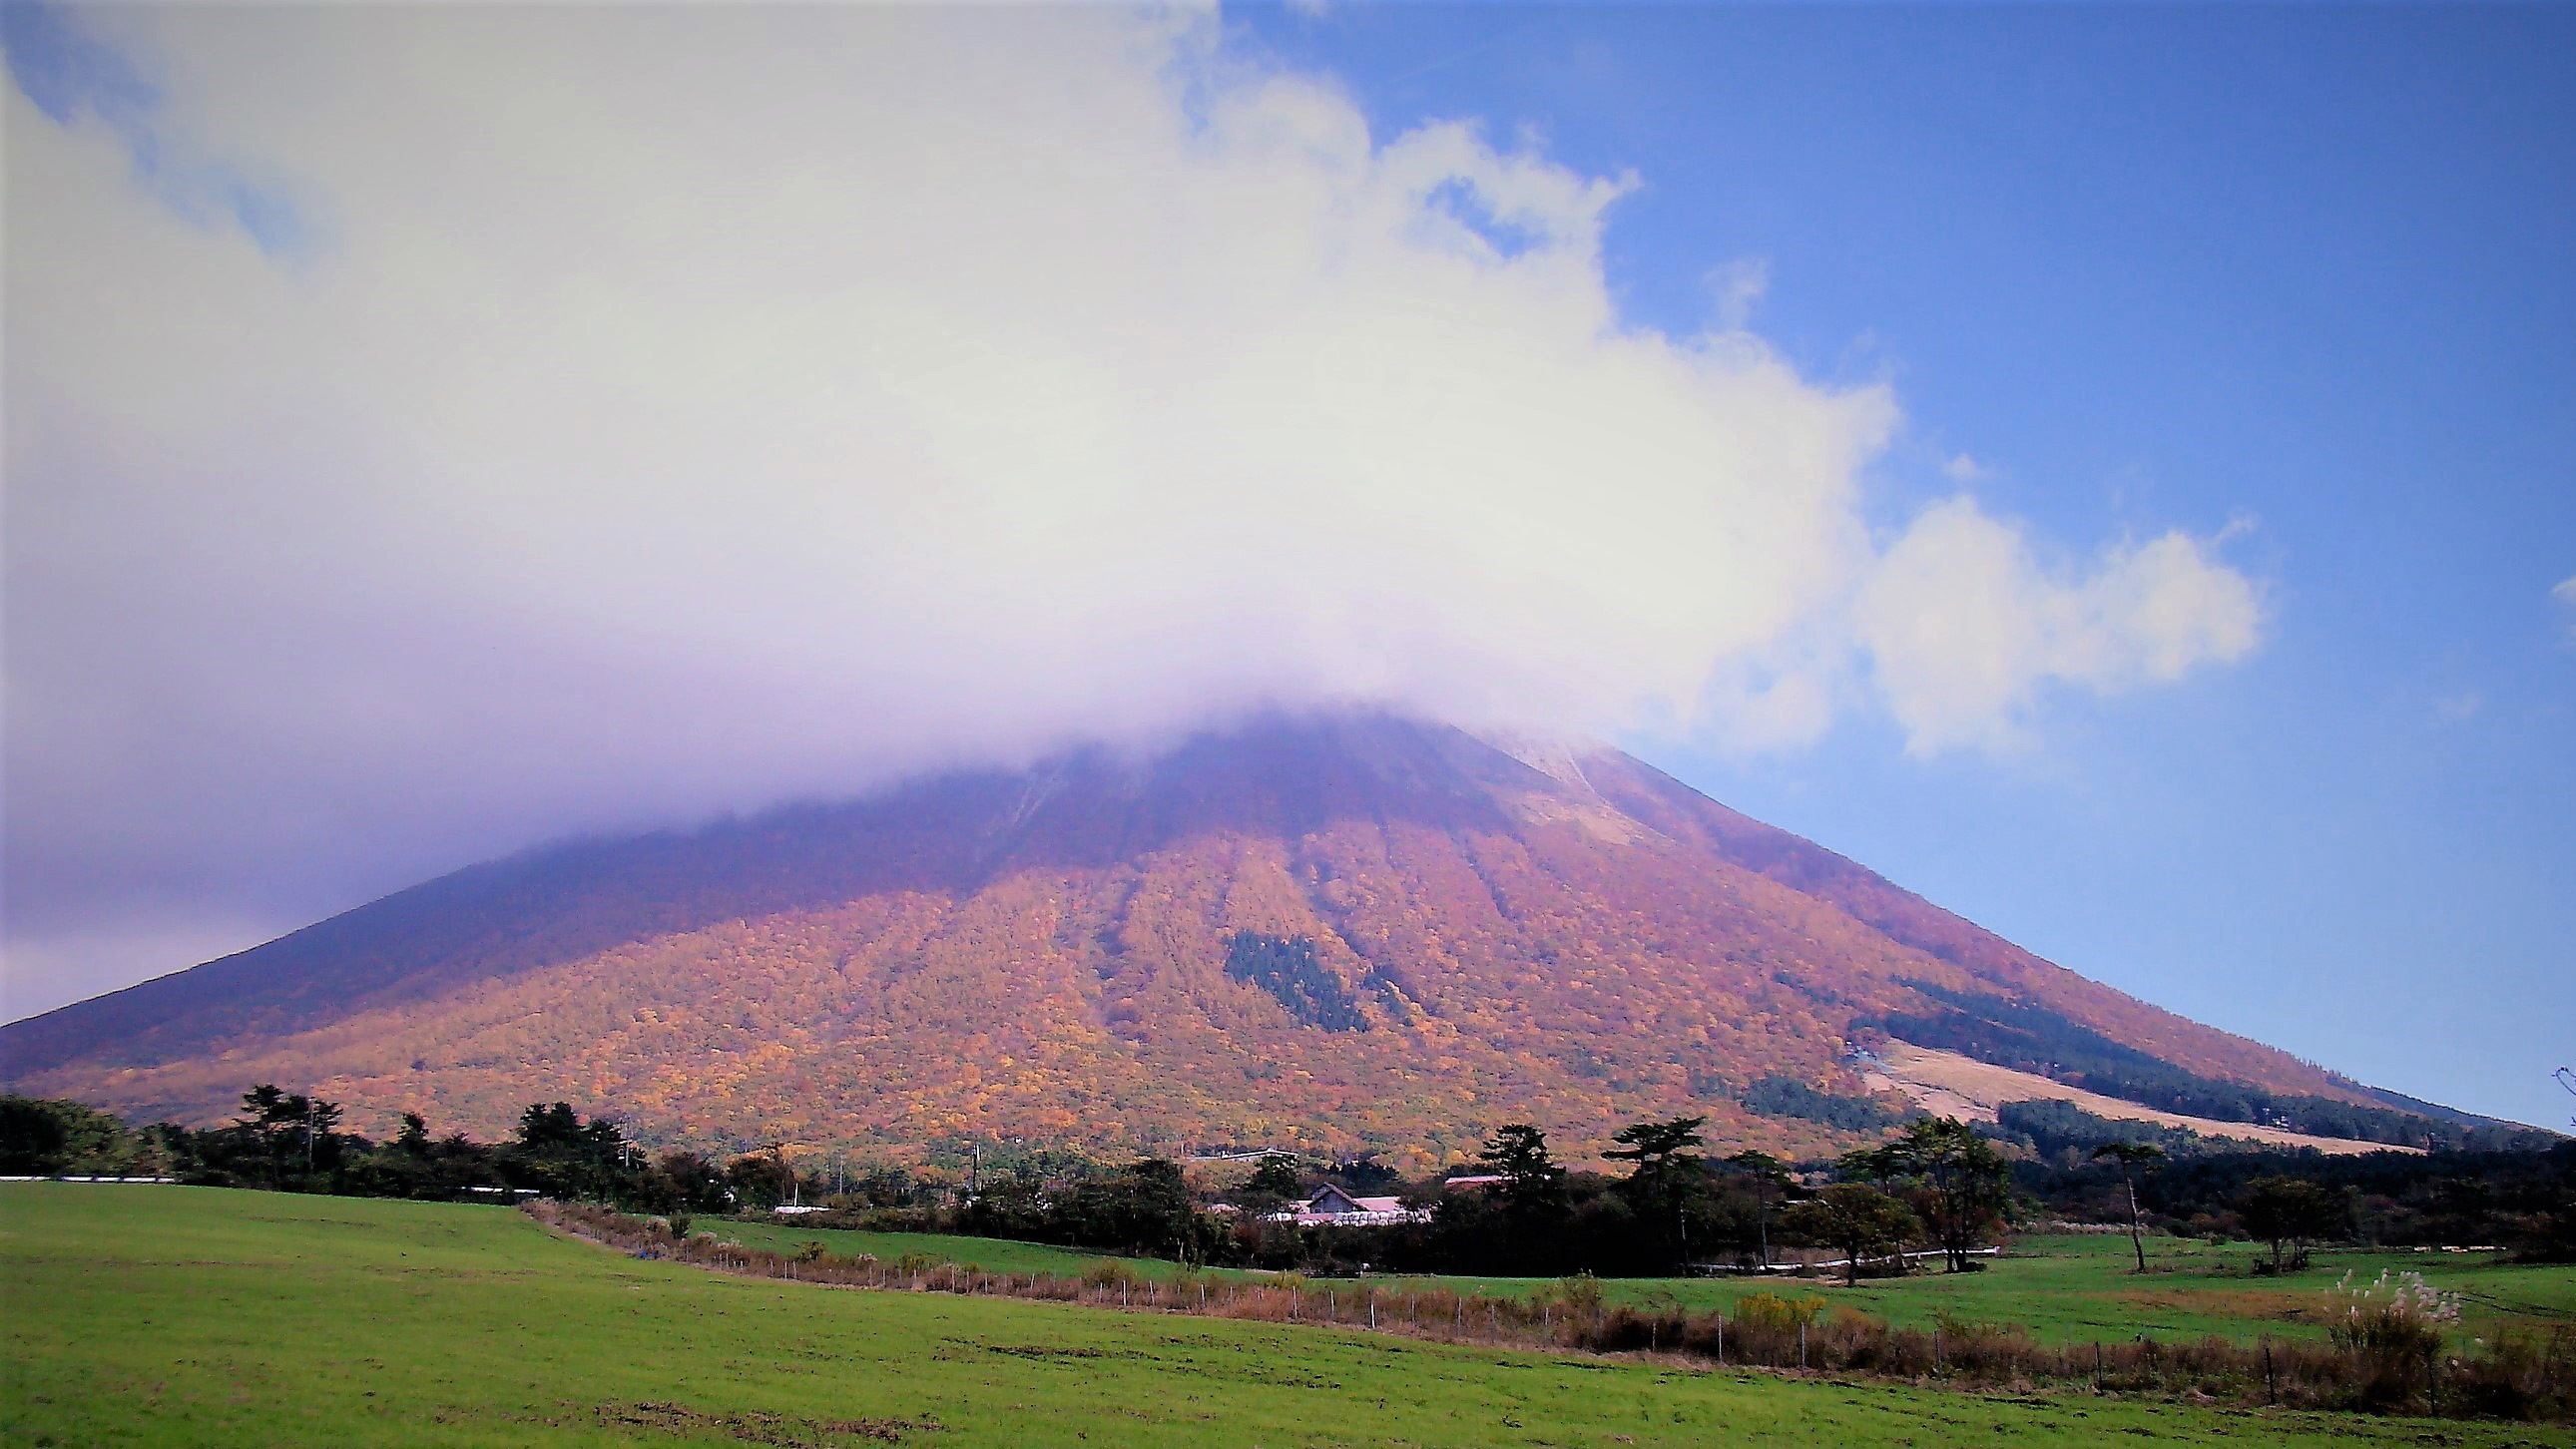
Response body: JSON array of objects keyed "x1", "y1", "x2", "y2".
[
  {"x1": 2, "y1": 1089, "x2": 744, "y2": 1213},
  {"x1": 1873, "y1": 984, "x2": 2550, "y2": 1151},
  {"x1": 6, "y1": 1084, "x2": 2566, "y2": 1275}
]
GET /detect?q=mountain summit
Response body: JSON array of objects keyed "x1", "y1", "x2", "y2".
[{"x1": 0, "y1": 715, "x2": 2437, "y2": 1164}]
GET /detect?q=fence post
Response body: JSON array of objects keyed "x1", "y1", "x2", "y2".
[
  {"x1": 2264, "y1": 1340, "x2": 2276, "y2": 1405},
  {"x1": 1799, "y1": 1320, "x2": 1806, "y2": 1370},
  {"x1": 2094, "y1": 1341, "x2": 2103, "y2": 1391},
  {"x1": 1370, "y1": 1292, "x2": 1377, "y2": 1330}
]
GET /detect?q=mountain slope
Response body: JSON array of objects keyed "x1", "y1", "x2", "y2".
[{"x1": 1, "y1": 714, "x2": 2406, "y2": 1165}]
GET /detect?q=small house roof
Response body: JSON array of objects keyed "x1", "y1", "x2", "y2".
[{"x1": 1298, "y1": 1187, "x2": 1409, "y2": 1215}]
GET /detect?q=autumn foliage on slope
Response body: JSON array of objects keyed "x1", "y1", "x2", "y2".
[{"x1": 0, "y1": 716, "x2": 2374, "y2": 1165}]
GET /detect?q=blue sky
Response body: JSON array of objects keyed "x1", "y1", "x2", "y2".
[
  {"x1": 5, "y1": 4, "x2": 2570, "y2": 1129},
  {"x1": 1222, "y1": 3, "x2": 2575, "y2": 1125}
]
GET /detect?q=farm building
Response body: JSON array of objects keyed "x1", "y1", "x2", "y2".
[{"x1": 1266, "y1": 1185, "x2": 1427, "y2": 1226}]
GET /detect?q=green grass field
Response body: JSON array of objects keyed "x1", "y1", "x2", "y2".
[
  {"x1": 6, "y1": 1183, "x2": 2571, "y2": 1448},
  {"x1": 713, "y1": 1213, "x2": 2576, "y2": 1348},
  {"x1": 714, "y1": 1216, "x2": 1224, "y2": 1281}
]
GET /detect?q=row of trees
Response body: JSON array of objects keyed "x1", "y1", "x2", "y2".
[
  {"x1": 1017, "y1": 1116, "x2": 2017, "y2": 1282},
  {"x1": 1984, "y1": 1100, "x2": 2576, "y2": 1264},
  {"x1": 1399, "y1": 1115, "x2": 2013, "y2": 1286},
  {"x1": 10, "y1": 1085, "x2": 2566, "y2": 1274},
  {"x1": 4, "y1": 1089, "x2": 750, "y2": 1215}
]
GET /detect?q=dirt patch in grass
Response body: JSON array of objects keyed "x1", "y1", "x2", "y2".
[
  {"x1": 2105, "y1": 1286, "x2": 2318, "y2": 1326},
  {"x1": 972, "y1": 1342, "x2": 1116, "y2": 1361},
  {"x1": 599, "y1": 1399, "x2": 938, "y2": 1445}
]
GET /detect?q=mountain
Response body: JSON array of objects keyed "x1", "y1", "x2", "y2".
[{"x1": 0, "y1": 714, "x2": 2449, "y2": 1167}]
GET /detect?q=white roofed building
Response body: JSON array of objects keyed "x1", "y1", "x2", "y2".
[{"x1": 1264, "y1": 1185, "x2": 1427, "y2": 1226}]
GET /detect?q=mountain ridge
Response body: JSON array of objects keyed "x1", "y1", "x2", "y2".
[{"x1": 1, "y1": 713, "x2": 2453, "y2": 1166}]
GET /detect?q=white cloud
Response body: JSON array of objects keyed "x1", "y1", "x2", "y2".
[
  {"x1": 4, "y1": 6, "x2": 2267, "y2": 997},
  {"x1": 1709, "y1": 255, "x2": 1771, "y2": 331},
  {"x1": 1942, "y1": 453, "x2": 1990, "y2": 482},
  {"x1": 2554, "y1": 575, "x2": 2576, "y2": 636},
  {"x1": 1853, "y1": 499, "x2": 2264, "y2": 752}
]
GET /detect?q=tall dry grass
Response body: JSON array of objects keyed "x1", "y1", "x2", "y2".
[{"x1": 533, "y1": 1203, "x2": 2571, "y2": 1423}]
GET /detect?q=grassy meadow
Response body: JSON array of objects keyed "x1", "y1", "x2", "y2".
[
  {"x1": 718, "y1": 1216, "x2": 1198, "y2": 1281},
  {"x1": 716, "y1": 1213, "x2": 2576, "y2": 1349},
  {"x1": 6, "y1": 1183, "x2": 2573, "y2": 1449}
]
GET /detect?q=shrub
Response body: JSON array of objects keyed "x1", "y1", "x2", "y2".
[
  {"x1": 2323, "y1": 1268, "x2": 2460, "y2": 1409},
  {"x1": 2323, "y1": 1269, "x2": 2459, "y2": 1355},
  {"x1": 1547, "y1": 1273, "x2": 1606, "y2": 1314},
  {"x1": 1733, "y1": 1291, "x2": 1826, "y2": 1331},
  {"x1": 1082, "y1": 1258, "x2": 1142, "y2": 1288}
]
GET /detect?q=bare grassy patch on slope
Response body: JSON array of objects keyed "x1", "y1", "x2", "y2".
[{"x1": 1865, "y1": 1044, "x2": 2416, "y2": 1155}]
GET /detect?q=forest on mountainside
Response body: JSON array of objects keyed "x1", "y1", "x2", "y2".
[
  {"x1": 1871, "y1": 983, "x2": 2543, "y2": 1152},
  {"x1": 1, "y1": 720, "x2": 2438, "y2": 1164}
]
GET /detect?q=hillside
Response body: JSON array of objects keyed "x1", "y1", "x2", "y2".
[
  {"x1": 0, "y1": 714, "x2": 2430, "y2": 1166},
  {"x1": 1858, "y1": 1044, "x2": 2408, "y2": 1156}
]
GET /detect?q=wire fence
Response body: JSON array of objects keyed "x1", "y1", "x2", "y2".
[{"x1": 527, "y1": 1201, "x2": 2572, "y2": 1423}]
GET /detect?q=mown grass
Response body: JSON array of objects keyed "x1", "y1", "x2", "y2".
[
  {"x1": 5, "y1": 1183, "x2": 2571, "y2": 1448},
  {"x1": 712, "y1": 1214, "x2": 2576, "y2": 1348},
  {"x1": 1393, "y1": 1235, "x2": 2576, "y2": 1346},
  {"x1": 712, "y1": 1217, "x2": 1225, "y2": 1281}
]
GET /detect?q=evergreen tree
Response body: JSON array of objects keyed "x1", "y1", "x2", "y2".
[
  {"x1": 1888, "y1": 1117, "x2": 2010, "y2": 1272},
  {"x1": 1783, "y1": 1184, "x2": 1922, "y2": 1287}
]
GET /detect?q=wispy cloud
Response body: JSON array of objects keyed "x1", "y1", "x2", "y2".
[
  {"x1": 2554, "y1": 575, "x2": 2576, "y2": 637},
  {"x1": 1708, "y1": 256, "x2": 1771, "y2": 331},
  {"x1": 4, "y1": 6, "x2": 2267, "y2": 1004}
]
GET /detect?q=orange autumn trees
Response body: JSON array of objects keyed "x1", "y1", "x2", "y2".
[{"x1": 1, "y1": 715, "x2": 2379, "y2": 1163}]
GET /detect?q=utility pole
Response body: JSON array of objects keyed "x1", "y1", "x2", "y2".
[{"x1": 305, "y1": 1097, "x2": 316, "y2": 1173}]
